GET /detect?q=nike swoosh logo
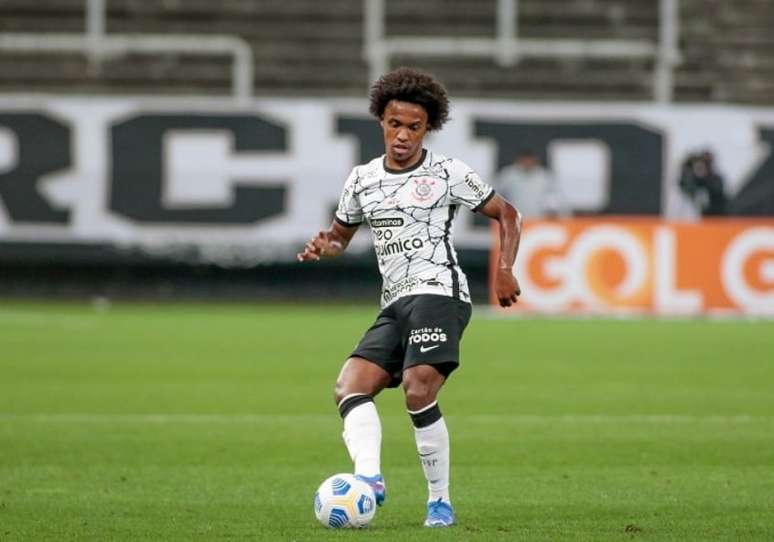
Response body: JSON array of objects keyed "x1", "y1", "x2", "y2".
[
  {"x1": 419, "y1": 345, "x2": 439, "y2": 353},
  {"x1": 419, "y1": 452, "x2": 435, "y2": 457}
]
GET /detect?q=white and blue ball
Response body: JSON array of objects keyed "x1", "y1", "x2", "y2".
[{"x1": 314, "y1": 473, "x2": 376, "y2": 528}]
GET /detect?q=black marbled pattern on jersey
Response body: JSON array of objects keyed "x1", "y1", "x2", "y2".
[{"x1": 336, "y1": 150, "x2": 494, "y2": 307}]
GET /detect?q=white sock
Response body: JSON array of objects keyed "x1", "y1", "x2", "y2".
[
  {"x1": 339, "y1": 394, "x2": 382, "y2": 477},
  {"x1": 411, "y1": 406, "x2": 451, "y2": 504}
]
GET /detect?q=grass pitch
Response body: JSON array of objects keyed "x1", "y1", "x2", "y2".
[{"x1": 1, "y1": 302, "x2": 773, "y2": 541}]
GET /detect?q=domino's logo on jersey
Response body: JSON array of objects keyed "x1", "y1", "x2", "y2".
[{"x1": 409, "y1": 327, "x2": 448, "y2": 353}]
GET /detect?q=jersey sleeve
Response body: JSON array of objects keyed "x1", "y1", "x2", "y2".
[
  {"x1": 334, "y1": 168, "x2": 364, "y2": 226},
  {"x1": 447, "y1": 159, "x2": 496, "y2": 211}
]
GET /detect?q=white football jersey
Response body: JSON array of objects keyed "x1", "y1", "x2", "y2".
[{"x1": 335, "y1": 149, "x2": 495, "y2": 308}]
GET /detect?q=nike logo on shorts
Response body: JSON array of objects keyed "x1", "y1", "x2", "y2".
[{"x1": 419, "y1": 345, "x2": 440, "y2": 353}]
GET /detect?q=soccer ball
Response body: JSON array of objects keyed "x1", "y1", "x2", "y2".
[{"x1": 313, "y1": 473, "x2": 376, "y2": 528}]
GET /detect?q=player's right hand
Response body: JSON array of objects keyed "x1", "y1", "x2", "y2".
[
  {"x1": 297, "y1": 230, "x2": 344, "y2": 262},
  {"x1": 495, "y1": 267, "x2": 521, "y2": 307}
]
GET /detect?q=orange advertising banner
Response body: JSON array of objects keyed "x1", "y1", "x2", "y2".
[{"x1": 490, "y1": 218, "x2": 774, "y2": 316}]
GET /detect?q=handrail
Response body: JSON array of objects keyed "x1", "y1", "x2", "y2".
[
  {"x1": 364, "y1": 0, "x2": 681, "y2": 103},
  {"x1": 0, "y1": 0, "x2": 254, "y2": 102}
]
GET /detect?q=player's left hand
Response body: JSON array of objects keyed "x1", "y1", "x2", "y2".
[
  {"x1": 495, "y1": 267, "x2": 521, "y2": 307},
  {"x1": 297, "y1": 230, "x2": 344, "y2": 262}
]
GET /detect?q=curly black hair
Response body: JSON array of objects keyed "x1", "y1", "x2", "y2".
[{"x1": 368, "y1": 67, "x2": 450, "y2": 131}]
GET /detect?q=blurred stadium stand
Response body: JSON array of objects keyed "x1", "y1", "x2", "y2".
[{"x1": 0, "y1": 0, "x2": 772, "y2": 103}]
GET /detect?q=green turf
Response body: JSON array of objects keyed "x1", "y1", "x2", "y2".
[{"x1": 1, "y1": 302, "x2": 773, "y2": 541}]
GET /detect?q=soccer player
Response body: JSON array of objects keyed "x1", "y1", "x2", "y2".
[{"x1": 297, "y1": 67, "x2": 522, "y2": 527}]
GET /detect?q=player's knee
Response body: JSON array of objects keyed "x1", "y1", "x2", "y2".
[
  {"x1": 402, "y1": 377, "x2": 435, "y2": 411},
  {"x1": 333, "y1": 358, "x2": 359, "y2": 405},
  {"x1": 404, "y1": 387, "x2": 433, "y2": 411},
  {"x1": 333, "y1": 359, "x2": 373, "y2": 405},
  {"x1": 333, "y1": 375, "x2": 349, "y2": 406}
]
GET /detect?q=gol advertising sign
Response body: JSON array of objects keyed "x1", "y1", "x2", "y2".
[{"x1": 491, "y1": 219, "x2": 774, "y2": 316}]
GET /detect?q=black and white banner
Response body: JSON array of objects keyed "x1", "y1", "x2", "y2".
[{"x1": 0, "y1": 96, "x2": 772, "y2": 264}]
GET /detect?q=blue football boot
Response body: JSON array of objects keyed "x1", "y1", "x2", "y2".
[
  {"x1": 355, "y1": 474, "x2": 386, "y2": 507},
  {"x1": 424, "y1": 498, "x2": 455, "y2": 527}
]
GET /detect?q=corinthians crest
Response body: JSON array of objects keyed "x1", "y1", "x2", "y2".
[{"x1": 411, "y1": 178, "x2": 436, "y2": 202}]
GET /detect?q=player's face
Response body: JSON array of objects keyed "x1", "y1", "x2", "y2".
[{"x1": 380, "y1": 100, "x2": 429, "y2": 169}]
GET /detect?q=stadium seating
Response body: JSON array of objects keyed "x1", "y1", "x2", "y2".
[{"x1": 0, "y1": 0, "x2": 772, "y2": 103}]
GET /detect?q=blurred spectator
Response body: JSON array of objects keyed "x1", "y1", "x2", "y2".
[
  {"x1": 495, "y1": 150, "x2": 567, "y2": 219},
  {"x1": 678, "y1": 150, "x2": 727, "y2": 216}
]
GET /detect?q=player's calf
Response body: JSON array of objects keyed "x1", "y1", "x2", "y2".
[
  {"x1": 408, "y1": 400, "x2": 453, "y2": 524},
  {"x1": 337, "y1": 393, "x2": 387, "y2": 506}
]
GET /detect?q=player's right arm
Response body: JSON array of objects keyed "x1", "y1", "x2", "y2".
[
  {"x1": 298, "y1": 167, "x2": 363, "y2": 262},
  {"x1": 297, "y1": 221, "x2": 359, "y2": 261},
  {"x1": 446, "y1": 158, "x2": 522, "y2": 307}
]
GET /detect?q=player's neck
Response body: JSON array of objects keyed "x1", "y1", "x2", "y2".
[{"x1": 384, "y1": 148, "x2": 426, "y2": 173}]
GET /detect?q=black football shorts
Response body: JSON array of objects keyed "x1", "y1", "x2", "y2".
[{"x1": 350, "y1": 294, "x2": 472, "y2": 387}]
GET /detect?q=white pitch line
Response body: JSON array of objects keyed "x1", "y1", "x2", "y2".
[
  {"x1": 464, "y1": 414, "x2": 771, "y2": 424},
  {"x1": 0, "y1": 414, "x2": 769, "y2": 424},
  {"x1": 0, "y1": 413, "x2": 330, "y2": 424},
  {"x1": 0, "y1": 311, "x2": 98, "y2": 329}
]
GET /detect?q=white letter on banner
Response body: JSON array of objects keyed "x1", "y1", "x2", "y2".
[
  {"x1": 654, "y1": 227, "x2": 703, "y2": 315},
  {"x1": 721, "y1": 227, "x2": 774, "y2": 315},
  {"x1": 0, "y1": 127, "x2": 18, "y2": 173},
  {"x1": 515, "y1": 224, "x2": 573, "y2": 312}
]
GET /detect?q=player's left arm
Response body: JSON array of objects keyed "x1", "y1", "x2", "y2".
[{"x1": 478, "y1": 194, "x2": 523, "y2": 307}]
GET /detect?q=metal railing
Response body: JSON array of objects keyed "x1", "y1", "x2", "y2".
[
  {"x1": 0, "y1": 0, "x2": 254, "y2": 102},
  {"x1": 364, "y1": 0, "x2": 681, "y2": 102}
]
